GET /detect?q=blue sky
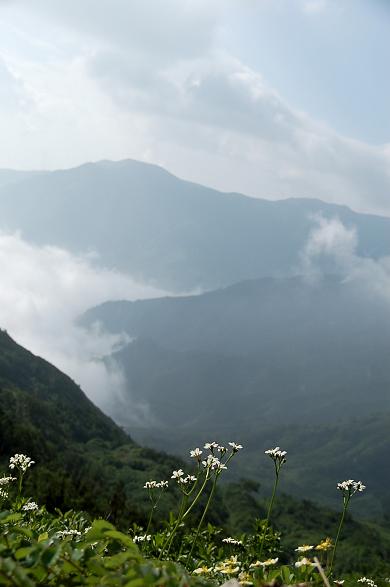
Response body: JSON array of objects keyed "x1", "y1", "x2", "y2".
[
  {"x1": 224, "y1": 0, "x2": 390, "y2": 144},
  {"x1": 0, "y1": 0, "x2": 389, "y2": 215}
]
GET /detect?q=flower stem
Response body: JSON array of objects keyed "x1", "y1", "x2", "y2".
[
  {"x1": 329, "y1": 497, "x2": 349, "y2": 575},
  {"x1": 259, "y1": 468, "x2": 279, "y2": 560},
  {"x1": 186, "y1": 475, "x2": 218, "y2": 564}
]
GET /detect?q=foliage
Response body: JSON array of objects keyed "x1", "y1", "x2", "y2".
[{"x1": 0, "y1": 443, "x2": 389, "y2": 587}]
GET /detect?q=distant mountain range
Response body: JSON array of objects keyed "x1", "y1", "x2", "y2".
[
  {"x1": 1, "y1": 159, "x2": 389, "y2": 518},
  {"x1": 82, "y1": 275, "x2": 390, "y2": 517},
  {"x1": 1, "y1": 159, "x2": 390, "y2": 290}
]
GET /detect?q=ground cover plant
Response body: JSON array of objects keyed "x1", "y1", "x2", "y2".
[{"x1": 0, "y1": 444, "x2": 388, "y2": 586}]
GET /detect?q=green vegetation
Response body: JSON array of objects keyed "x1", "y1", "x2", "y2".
[
  {"x1": 81, "y1": 275, "x2": 390, "y2": 517},
  {"x1": 0, "y1": 444, "x2": 389, "y2": 586},
  {"x1": 1, "y1": 329, "x2": 390, "y2": 584}
]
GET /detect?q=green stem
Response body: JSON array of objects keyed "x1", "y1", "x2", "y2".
[
  {"x1": 18, "y1": 472, "x2": 23, "y2": 498},
  {"x1": 159, "y1": 494, "x2": 188, "y2": 560},
  {"x1": 259, "y1": 469, "x2": 279, "y2": 560},
  {"x1": 329, "y1": 497, "x2": 349, "y2": 575},
  {"x1": 145, "y1": 503, "x2": 156, "y2": 536},
  {"x1": 186, "y1": 474, "x2": 218, "y2": 564},
  {"x1": 181, "y1": 472, "x2": 210, "y2": 521}
]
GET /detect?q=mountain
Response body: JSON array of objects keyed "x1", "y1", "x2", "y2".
[
  {"x1": 0, "y1": 328, "x2": 182, "y2": 526},
  {"x1": 81, "y1": 275, "x2": 390, "y2": 517},
  {"x1": 0, "y1": 159, "x2": 390, "y2": 290},
  {"x1": 1, "y1": 330, "x2": 390, "y2": 574},
  {"x1": 82, "y1": 275, "x2": 390, "y2": 425}
]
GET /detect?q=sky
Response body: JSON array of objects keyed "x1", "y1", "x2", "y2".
[{"x1": 0, "y1": 0, "x2": 389, "y2": 216}]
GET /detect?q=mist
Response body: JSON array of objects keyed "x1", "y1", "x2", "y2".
[
  {"x1": 0, "y1": 230, "x2": 167, "y2": 416},
  {"x1": 301, "y1": 215, "x2": 390, "y2": 304}
]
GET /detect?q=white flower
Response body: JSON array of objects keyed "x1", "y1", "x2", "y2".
[
  {"x1": 22, "y1": 501, "x2": 38, "y2": 512},
  {"x1": 193, "y1": 566, "x2": 213, "y2": 575},
  {"x1": 359, "y1": 579, "x2": 377, "y2": 587},
  {"x1": 250, "y1": 558, "x2": 278, "y2": 568},
  {"x1": 133, "y1": 534, "x2": 151, "y2": 543},
  {"x1": 0, "y1": 489, "x2": 8, "y2": 500},
  {"x1": 9, "y1": 454, "x2": 35, "y2": 473},
  {"x1": 144, "y1": 480, "x2": 167, "y2": 489},
  {"x1": 222, "y1": 537, "x2": 243, "y2": 546},
  {"x1": 204, "y1": 441, "x2": 218, "y2": 450},
  {"x1": 178, "y1": 475, "x2": 197, "y2": 485},
  {"x1": 229, "y1": 442, "x2": 243, "y2": 452},
  {"x1": 295, "y1": 544, "x2": 314, "y2": 552},
  {"x1": 202, "y1": 455, "x2": 226, "y2": 470},
  {"x1": 333, "y1": 581, "x2": 345, "y2": 585},
  {"x1": 144, "y1": 481, "x2": 157, "y2": 489},
  {"x1": 0, "y1": 476, "x2": 16, "y2": 486},
  {"x1": 156, "y1": 480, "x2": 168, "y2": 488},
  {"x1": 217, "y1": 445, "x2": 226, "y2": 453},
  {"x1": 190, "y1": 448, "x2": 202, "y2": 459},
  {"x1": 264, "y1": 446, "x2": 287, "y2": 464},
  {"x1": 295, "y1": 557, "x2": 315, "y2": 567},
  {"x1": 337, "y1": 479, "x2": 366, "y2": 496},
  {"x1": 171, "y1": 469, "x2": 184, "y2": 479},
  {"x1": 358, "y1": 578, "x2": 377, "y2": 587}
]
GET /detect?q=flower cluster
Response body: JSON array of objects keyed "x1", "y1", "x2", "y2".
[
  {"x1": 22, "y1": 501, "x2": 38, "y2": 512},
  {"x1": 0, "y1": 489, "x2": 8, "y2": 500},
  {"x1": 295, "y1": 557, "x2": 316, "y2": 568},
  {"x1": 250, "y1": 558, "x2": 279, "y2": 569},
  {"x1": 315, "y1": 537, "x2": 333, "y2": 551},
  {"x1": 133, "y1": 534, "x2": 151, "y2": 543},
  {"x1": 222, "y1": 537, "x2": 243, "y2": 546},
  {"x1": 9, "y1": 454, "x2": 35, "y2": 473},
  {"x1": 358, "y1": 578, "x2": 377, "y2": 587},
  {"x1": 178, "y1": 475, "x2": 197, "y2": 485},
  {"x1": 264, "y1": 446, "x2": 287, "y2": 465},
  {"x1": 171, "y1": 469, "x2": 184, "y2": 480},
  {"x1": 170, "y1": 469, "x2": 197, "y2": 484},
  {"x1": 337, "y1": 479, "x2": 366, "y2": 496},
  {"x1": 143, "y1": 480, "x2": 168, "y2": 489},
  {"x1": 202, "y1": 454, "x2": 227, "y2": 471},
  {"x1": 190, "y1": 448, "x2": 202, "y2": 459},
  {"x1": 193, "y1": 566, "x2": 213, "y2": 575},
  {"x1": 0, "y1": 476, "x2": 16, "y2": 486},
  {"x1": 295, "y1": 544, "x2": 313, "y2": 552},
  {"x1": 229, "y1": 442, "x2": 243, "y2": 452},
  {"x1": 214, "y1": 555, "x2": 240, "y2": 575}
]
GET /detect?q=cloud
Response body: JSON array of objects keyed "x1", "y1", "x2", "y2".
[
  {"x1": 0, "y1": 231, "x2": 166, "y2": 420},
  {"x1": 301, "y1": 215, "x2": 390, "y2": 302},
  {"x1": 1, "y1": 1, "x2": 390, "y2": 216}
]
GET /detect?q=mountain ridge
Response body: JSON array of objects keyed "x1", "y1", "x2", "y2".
[{"x1": 1, "y1": 159, "x2": 390, "y2": 290}]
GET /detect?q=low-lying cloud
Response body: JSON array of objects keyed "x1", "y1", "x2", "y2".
[
  {"x1": 302, "y1": 215, "x2": 390, "y2": 303},
  {"x1": 0, "y1": 231, "x2": 166, "y2": 421}
]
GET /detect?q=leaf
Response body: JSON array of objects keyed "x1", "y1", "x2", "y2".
[{"x1": 105, "y1": 530, "x2": 137, "y2": 548}]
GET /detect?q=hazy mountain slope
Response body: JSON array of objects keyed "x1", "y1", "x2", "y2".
[
  {"x1": 83, "y1": 275, "x2": 390, "y2": 424},
  {"x1": 82, "y1": 276, "x2": 390, "y2": 516},
  {"x1": 1, "y1": 159, "x2": 390, "y2": 290},
  {"x1": 0, "y1": 329, "x2": 181, "y2": 525},
  {"x1": 0, "y1": 169, "x2": 43, "y2": 189}
]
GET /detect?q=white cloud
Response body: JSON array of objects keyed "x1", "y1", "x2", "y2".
[
  {"x1": 1, "y1": 1, "x2": 390, "y2": 216},
  {"x1": 301, "y1": 215, "x2": 390, "y2": 302},
  {"x1": 0, "y1": 231, "x2": 166, "y2": 420}
]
